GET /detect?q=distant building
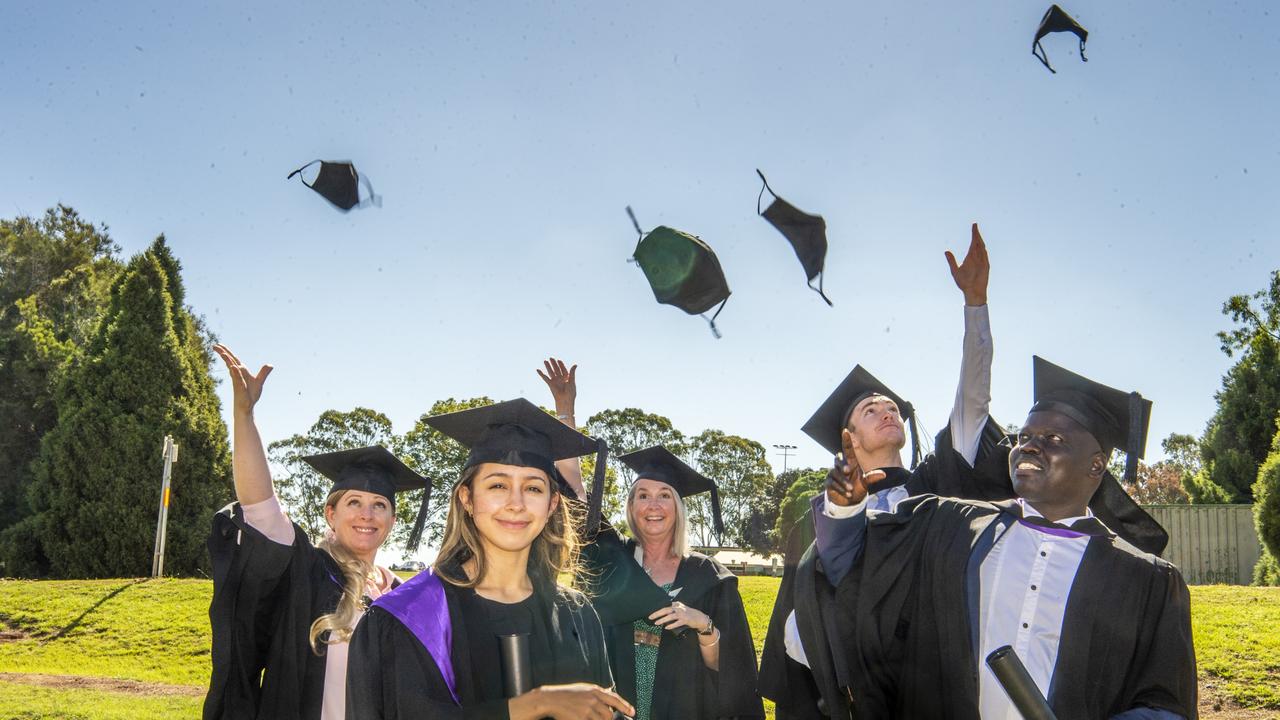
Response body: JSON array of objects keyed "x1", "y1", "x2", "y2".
[{"x1": 699, "y1": 547, "x2": 785, "y2": 577}]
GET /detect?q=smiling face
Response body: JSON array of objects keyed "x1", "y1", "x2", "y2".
[
  {"x1": 325, "y1": 489, "x2": 395, "y2": 561},
  {"x1": 458, "y1": 462, "x2": 559, "y2": 555},
  {"x1": 628, "y1": 477, "x2": 681, "y2": 547},
  {"x1": 1009, "y1": 410, "x2": 1108, "y2": 521},
  {"x1": 844, "y1": 394, "x2": 907, "y2": 459}
]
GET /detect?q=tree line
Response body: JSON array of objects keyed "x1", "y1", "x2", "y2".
[{"x1": 0, "y1": 205, "x2": 1277, "y2": 583}]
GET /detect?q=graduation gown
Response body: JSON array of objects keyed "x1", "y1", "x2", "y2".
[
  {"x1": 582, "y1": 529, "x2": 765, "y2": 720},
  {"x1": 204, "y1": 502, "x2": 391, "y2": 720},
  {"x1": 833, "y1": 496, "x2": 1197, "y2": 719},
  {"x1": 758, "y1": 421, "x2": 998, "y2": 719},
  {"x1": 346, "y1": 568, "x2": 616, "y2": 720}
]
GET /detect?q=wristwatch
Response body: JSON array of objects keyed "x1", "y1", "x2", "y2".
[{"x1": 698, "y1": 618, "x2": 715, "y2": 636}]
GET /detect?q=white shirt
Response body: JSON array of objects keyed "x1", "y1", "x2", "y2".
[
  {"x1": 977, "y1": 500, "x2": 1093, "y2": 719},
  {"x1": 785, "y1": 304, "x2": 993, "y2": 666}
]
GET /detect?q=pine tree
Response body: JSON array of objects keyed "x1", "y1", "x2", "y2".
[{"x1": 16, "y1": 239, "x2": 230, "y2": 578}]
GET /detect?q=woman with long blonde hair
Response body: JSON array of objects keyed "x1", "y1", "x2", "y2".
[
  {"x1": 346, "y1": 399, "x2": 634, "y2": 720},
  {"x1": 203, "y1": 345, "x2": 429, "y2": 720}
]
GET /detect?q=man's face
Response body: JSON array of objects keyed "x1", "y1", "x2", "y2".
[
  {"x1": 845, "y1": 394, "x2": 907, "y2": 456},
  {"x1": 1009, "y1": 410, "x2": 1105, "y2": 516}
]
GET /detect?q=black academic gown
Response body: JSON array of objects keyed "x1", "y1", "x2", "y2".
[
  {"x1": 758, "y1": 420, "x2": 997, "y2": 720},
  {"x1": 836, "y1": 496, "x2": 1197, "y2": 719},
  {"x1": 204, "y1": 502, "x2": 396, "y2": 720},
  {"x1": 346, "y1": 568, "x2": 615, "y2": 720},
  {"x1": 582, "y1": 529, "x2": 765, "y2": 720}
]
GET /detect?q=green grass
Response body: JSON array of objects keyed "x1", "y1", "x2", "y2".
[
  {"x1": 0, "y1": 576, "x2": 1276, "y2": 715},
  {"x1": 0, "y1": 681, "x2": 202, "y2": 719}
]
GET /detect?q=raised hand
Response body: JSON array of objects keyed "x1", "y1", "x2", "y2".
[
  {"x1": 213, "y1": 344, "x2": 273, "y2": 417},
  {"x1": 945, "y1": 222, "x2": 990, "y2": 306},
  {"x1": 825, "y1": 429, "x2": 887, "y2": 507},
  {"x1": 536, "y1": 357, "x2": 578, "y2": 413}
]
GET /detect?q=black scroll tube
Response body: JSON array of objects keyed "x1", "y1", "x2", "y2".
[
  {"x1": 499, "y1": 633, "x2": 532, "y2": 697},
  {"x1": 985, "y1": 645, "x2": 1057, "y2": 720}
]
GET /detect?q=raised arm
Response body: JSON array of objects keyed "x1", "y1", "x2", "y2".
[
  {"x1": 537, "y1": 357, "x2": 587, "y2": 501},
  {"x1": 213, "y1": 344, "x2": 276, "y2": 505},
  {"x1": 944, "y1": 223, "x2": 993, "y2": 466}
]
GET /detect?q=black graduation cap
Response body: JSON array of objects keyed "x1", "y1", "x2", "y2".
[
  {"x1": 756, "y1": 170, "x2": 833, "y2": 306},
  {"x1": 618, "y1": 445, "x2": 724, "y2": 538},
  {"x1": 801, "y1": 365, "x2": 922, "y2": 468},
  {"x1": 287, "y1": 160, "x2": 381, "y2": 211},
  {"x1": 626, "y1": 206, "x2": 731, "y2": 338},
  {"x1": 302, "y1": 445, "x2": 433, "y2": 551},
  {"x1": 1033, "y1": 5, "x2": 1089, "y2": 74},
  {"x1": 424, "y1": 399, "x2": 611, "y2": 531},
  {"x1": 1031, "y1": 356, "x2": 1152, "y2": 483}
]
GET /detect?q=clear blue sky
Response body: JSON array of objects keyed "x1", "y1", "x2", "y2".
[{"x1": 4, "y1": 0, "x2": 1278, "y2": 481}]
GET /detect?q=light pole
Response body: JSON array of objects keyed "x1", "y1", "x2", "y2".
[{"x1": 772, "y1": 444, "x2": 796, "y2": 475}]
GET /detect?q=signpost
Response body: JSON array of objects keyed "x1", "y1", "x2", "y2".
[{"x1": 151, "y1": 435, "x2": 179, "y2": 578}]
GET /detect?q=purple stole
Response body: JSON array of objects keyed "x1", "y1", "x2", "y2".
[{"x1": 371, "y1": 568, "x2": 460, "y2": 704}]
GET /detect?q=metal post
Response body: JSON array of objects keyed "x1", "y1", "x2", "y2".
[
  {"x1": 152, "y1": 435, "x2": 179, "y2": 578},
  {"x1": 772, "y1": 444, "x2": 796, "y2": 475}
]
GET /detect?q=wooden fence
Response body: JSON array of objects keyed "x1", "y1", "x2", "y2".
[{"x1": 1144, "y1": 504, "x2": 1262, "y2": 585}]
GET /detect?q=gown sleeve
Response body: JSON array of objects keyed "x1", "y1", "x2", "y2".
[
  {"x1": 707, "y1": 575, "x2": 766, "y2": 719},
  {"x1": 1114, "y1": 563, "x2": 1197, "y2": 718}
]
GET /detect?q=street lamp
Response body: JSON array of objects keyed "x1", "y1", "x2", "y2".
[{"x1": 772, "y1": 444, "x2": 796, "y2": 474}]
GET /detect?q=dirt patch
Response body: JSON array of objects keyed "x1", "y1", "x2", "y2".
[
  {"x1": 0, "y1": 672, "x2": 204, "y2": 697},
  {"x1": 0, "y1": 629, "x2": 30, "y2": 643},
  {"x1": 1199, "y1": 680, "x2": 1280, "y2": 719}
]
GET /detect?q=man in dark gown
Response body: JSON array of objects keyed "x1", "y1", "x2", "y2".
[{"x1": 813, "y1": 358, "x2": 1197, "y2": 719}]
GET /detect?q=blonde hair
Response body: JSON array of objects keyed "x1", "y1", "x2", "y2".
[
  {"x1": 309, "y1": 490, "x2": 376, "y2": 653},
  {"x1": 626, "y1": 479, "x2": 690, "y2": 559},
  {"x1": 433, "y1": 465, "x2": 581, "y2": 590}
]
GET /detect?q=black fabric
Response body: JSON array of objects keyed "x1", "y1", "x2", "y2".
[
  {"x1": 756, "y1": 170, "x2": 832, "y2": 306},
  {"x1": 859, "y1": 496, "x2": 1196, "y2": 719},
  {"x1": 288, "y1": 160, "x2": 361, "y2": 210},
  {"x1": 1032, "y1": 5, "x2": 1089, "y2": 73},
  {"x1": 347, "y1": 579, "x2": 615, "y2": 720},
  {"x1": 203, "y1": 503, "x2": 344, "y2": 720},
  {"x1": 582, "y1": 529, "x2": 765, "y2": 719}
]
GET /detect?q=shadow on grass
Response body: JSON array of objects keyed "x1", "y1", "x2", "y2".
[{"x1": 42, "y1": 578, "x2": 148, "y2": 644}]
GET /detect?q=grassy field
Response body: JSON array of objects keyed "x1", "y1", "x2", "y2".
[{"x1": 0, "y1": 577, "x2": 1276, "y2": 718}]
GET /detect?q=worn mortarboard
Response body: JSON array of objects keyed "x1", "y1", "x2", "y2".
[
  {"x1": 302, "y1": 445, "x2": 433, "y2": 551},
  {"x1": 1031, "y1": 356, "x2": 1151, "y2": 483},
  {"x1": 618, "y1": 445, "x2": 724, "y2": 537},
  {"x1": 626, "y1": 207, "x2": 731, "y2": 338},
  {"x1": 801, "y1": 365, "x2": 921, "y2": 467},
  {"x1": 1033, "y1": 5, "x2": 1089, "y2": 74},
  {"x1": 287, "y1": 159, "x2": 381, "y2": 211},
  {"x1": 424, "y1": 399, "x2": 611, "y2": 531},
  {"x1": 756, "y1": 170, "x2": 833, "y2": 306}
]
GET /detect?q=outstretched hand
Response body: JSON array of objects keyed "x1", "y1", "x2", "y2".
[
  {"x1": 945, "y1": 222, "x2": 990, "y2": 306},
  {"x1": 536, "y1": 357, "x2": 578, "y2": 411},
  {"x1": 213, "y1": 344, "x2": 273, "y2": 417},
  {"x1": 825, "y1": 429, "x2": 886, "y2": 507}
]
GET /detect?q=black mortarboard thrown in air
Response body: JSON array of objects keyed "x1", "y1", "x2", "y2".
[
  {"x1": 1029, "y1": 356, "x2": 1168, "y2": 554},
  {"x1": 626, "y1": 206, "x2": 732, "y2": 338},
  {"x1": 756, "y1": 170, "x2": 833, "y2": 307},
  {"x1": 287, "y1": 159, "x2": 382, "y2": 211},
  {"x1": 1031, "y1": 355, "x2": 1151, "y2": 482},
  {"x1": 302, "y1": 445, "x2": 434, "y2": 551},
  {"x1": 618, "y1": 445, "x2": 724, "y2": 538},
  {"x1": 1033, "y1": 5, "x2": 1088, "y2": 74},
  {"x1": 425, "y1": 399, "x2": 611, "y2": 531},
  {"x1": 801, "y1": 365, "x2": 922, "y2": 468}
]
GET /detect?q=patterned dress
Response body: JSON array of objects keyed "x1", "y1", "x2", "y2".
[{"x1": 631, "y1": 582, "x2": 673, "y2": 720}]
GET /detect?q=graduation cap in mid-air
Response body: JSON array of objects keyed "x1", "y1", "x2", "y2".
[
  {"x1": 1030, "y1": 356, "x2": 1151, "y2": 483},
  {"x1": 756, "y1": 169, "x2": 833, "y2": 306},
  {"x1": 424, "y1": 398, "x2": 611, "y2": 531},
  {"x1": 801, "y1": 365, "x2": 922, "y2": 468},
  {"x1": 302, "y1": 445, "x2": 433, "y2": 551},
  {"x1": 626, "y1": 206, "x2": 731, "y2": 338},
  {"x1": 618, "y1": 445, "x2": 724, "y2": 538},
  {"x1": 287, "y1": 160, "x2": 382, "y2": 211},
  {"x1": 1033, "y1": 5, "x2": 1089, "y2": 74}
]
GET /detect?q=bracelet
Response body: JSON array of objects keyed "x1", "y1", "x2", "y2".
[
  {"x1": 556, "y1": 413, "x2": 573, "y2": 421},
  {"x1": 697, "y1": 628, "x2": 720, "y2": 647}
]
